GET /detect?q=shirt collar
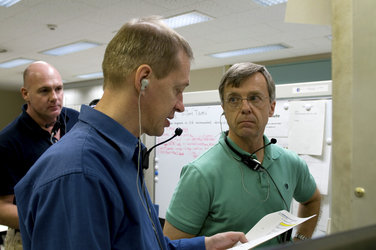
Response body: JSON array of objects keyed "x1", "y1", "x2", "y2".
[
  {"x1": 78, "y1": 105, "x2": 141, "y2": 160},
  {"x1": 260, "y1": 136, "x2": 281, "y2": 169},
  {"x1": 220, "y1": 131, "x2": 281, "y2": 168},
  {"x1": 21, "y1": 104, "x2": 71, "y2": 132}
]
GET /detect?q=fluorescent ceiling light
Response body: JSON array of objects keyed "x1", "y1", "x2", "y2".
[
  {"x1": 0, "y1": 58, "x2": 34, "y2": 68},
  {"x1": 41, "y1": 41, "x2": 101, "y2": 56},
  {"x1": 253, "y1": 0, "x2": 287, "y2": 7},
  {"x1": 163, "y1": 11, "x2": 212, "y2": 29},
  {"x1": 76, "y1": 72, "x2": 103, "y2": 79},
  {"x1": 0, "y1": 0, "x2": 21, "y2": 7},
  {"x1": 209, "y1": 44, "x2": 288, "y2": 58}
]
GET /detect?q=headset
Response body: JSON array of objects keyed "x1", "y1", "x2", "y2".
[
  {"x1": 142, "y1": 127, "x2": 183, "y2": 170},
  {"x1": 224, "y1": 133, "x2": 292, "y2": 243},
  {"x1": 46, "y1": 108, "x2": 67, "y2": 145},
  {"x1": 224, "y1": 135, "x2": 276, "y2": 171},
  {"x1": 49, "y1": 120, "x2": 60, "y2": 144},
  {"x1": 136, "y1": 78, "x2": 164, "y2": 249},
  {"x1": 141, "y1": 78, "x2": 149, "y2": 91}
]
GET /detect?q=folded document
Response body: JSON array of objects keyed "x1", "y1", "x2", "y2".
[{"x1": 230, "y1": 210, "x2": 316, "y2": 249}]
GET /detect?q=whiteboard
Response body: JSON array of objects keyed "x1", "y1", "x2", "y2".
[
  {"x1": 152, "y1": 81, "x2": 332, "y2": 237},
  {"x1": 154, "y1": 105, "x2": 229, "y2": 221}
]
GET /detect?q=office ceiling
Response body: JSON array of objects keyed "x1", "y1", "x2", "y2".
[{"x1": 0, "y1": 0, "x2": 331, "y2": 90}]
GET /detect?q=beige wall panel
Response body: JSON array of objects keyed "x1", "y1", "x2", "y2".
[
  {"x1": 0, "y1": 89, "x2": 24, "y2": 130},
  {"x1": 331, "y1": 0, "x2": 376, "y2": 232}
]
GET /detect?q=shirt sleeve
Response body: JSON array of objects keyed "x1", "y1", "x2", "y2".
[
  {"x1": 166, "y1": 164, "x2": 211, "y2": 235},
  {"x1": 0, "y1": 143, "x2": 19, "y2": 196},
  {"x1": 293, "y1": 156, "x2": 317, "y2": 203},
  {"x1": 166, "y1": 236, "x2": 206, "y2": 250}
]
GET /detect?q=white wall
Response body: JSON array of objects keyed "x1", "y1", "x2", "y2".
[{"x1": 64, "y1": 84, "x2": 103, "y2": 111}]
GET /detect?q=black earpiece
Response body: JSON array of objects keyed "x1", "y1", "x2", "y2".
[
  {"x1": 240, "y1": 154, "x2": 262, "y2": 171},
  {"x1": 141, "y1": 79, "x2": 149, "y2": 91}
]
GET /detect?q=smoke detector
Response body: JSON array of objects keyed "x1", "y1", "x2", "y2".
[{"x1": 47, "y1": 24, "x2": 57, "y2": 30}]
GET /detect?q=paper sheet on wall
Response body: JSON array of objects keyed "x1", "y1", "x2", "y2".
[
  {"x1": 300, "y1": 148, "x2": 331, "y2": 195},
  {"x1": 266, "y1": 99, "x2": 331, "y2": 194},
  {"x1": 288, "y1": 100, "x2": 326, "y2": 155},
  {"x1": 230, "y1": 210, "x2": 316, "y2": 250},
  {"x1": 265, "y1": 100, "x2": 290, "y2": 149}
]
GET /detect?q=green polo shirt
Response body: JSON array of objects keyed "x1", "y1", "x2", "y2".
[{"x1": 166, "y1": 132, "x2": 316, "y2": 247}]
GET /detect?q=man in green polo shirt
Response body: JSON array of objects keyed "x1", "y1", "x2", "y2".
[{"x1": 163, "y1": 62, "x2": 321, "y2": 248}]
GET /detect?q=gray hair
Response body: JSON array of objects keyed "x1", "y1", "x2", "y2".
[{"x1": 218, "y1": 62, "x2": 275, "y2": 104}]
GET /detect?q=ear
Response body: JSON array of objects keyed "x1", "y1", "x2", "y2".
[
  {"x1": 21, "y1": 87, "x2": 29, "y2": 102},
  {"x1": 269, "y1": 100, "x2": 276, "y2": 117},
  {"x1": 134, "y1": 64, "x2": 152, "y2": 92}
]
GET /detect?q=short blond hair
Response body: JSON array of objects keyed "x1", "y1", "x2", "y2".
[{"x1": 102, "y1": 16, "x2": 193, "y2": 89}]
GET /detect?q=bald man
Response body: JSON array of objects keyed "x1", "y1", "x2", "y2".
[{"x1": 0, "y1": 61, "x2": 79, "y2": 249}]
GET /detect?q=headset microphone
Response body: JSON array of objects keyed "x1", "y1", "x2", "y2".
[
  {"x1": 48, "y1": 120, "x2": 61, "y2": 144},
  {"x1": 142, "y1": 127, "x2": 183, "y2": 169},
  {"x1": 224, "y1": 135, "x2": 277, "y2": 171},
  {"x1": 251, "y1": 138, "x2": 277, "y2": 155}
]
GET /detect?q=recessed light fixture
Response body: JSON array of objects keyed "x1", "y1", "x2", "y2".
[
  {"x1": 0, "y1": 0, "x2": 22, "y2": 7},
  {"x1": 0, "y1": 58, "x2": 34, "y2": 69},
  {"x1": 76, "y1": 72, "x2": 103, "y2": 79},
  {"x1": 41, "y1": 41, "x2": 101, "y2": 56},
  {"x1": 209, "y1": 44, "x2": 288, "y2": 58},
  {"x1": 253, "y1": 0, "x2": 288, "y2": 7},
  {"x1": 163, "y1": 11, "x2": 213, "y2": 29}
]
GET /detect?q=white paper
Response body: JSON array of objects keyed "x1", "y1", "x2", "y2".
[
  {"x1": 0, "y1": 225, "x2": 7, "y2": 232},
  {"x1": 230, "y1": 210, "x2": 316, "y2": 250},
  {"x1": 300, "y1": 147, "x2": 331, "y2": 195},
  {"x1": 288, "y1": 100, "x2": 326, "y2": 155},
  {"x1": 265, "y1": 100, "x2": 290, "y2": 149}
]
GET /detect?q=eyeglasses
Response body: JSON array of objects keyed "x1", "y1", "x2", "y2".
[{"x1": 225, "y1": 94, "x2": 269, "y2": 109}]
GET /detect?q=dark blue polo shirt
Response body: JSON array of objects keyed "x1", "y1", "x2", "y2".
[{"x1": 0, "y1": 104, "x2": 79, "y2": 196}]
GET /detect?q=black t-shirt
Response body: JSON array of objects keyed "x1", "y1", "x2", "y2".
[{"x1": 0, "y1": 104, "x2": 79, "y2": 196}]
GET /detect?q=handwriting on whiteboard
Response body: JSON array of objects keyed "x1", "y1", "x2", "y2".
[{"x1": 156, "y1": 105, "x2": 227, "y2": 159}]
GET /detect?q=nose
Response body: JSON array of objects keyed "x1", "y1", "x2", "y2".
[
  {"x1": 175, "y1": 95, "x2": 185, "y2": 113},
  {"x1": 240, "y1": 99, "x2": 252, "y2": 114},
  {"x1": 50, "y1": 90, "x2": 58, "y2": 102}
]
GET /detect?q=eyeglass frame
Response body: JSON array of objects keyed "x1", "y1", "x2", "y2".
[{"x1": 224, "y1": 93, "x2": 270, "y2": 109}]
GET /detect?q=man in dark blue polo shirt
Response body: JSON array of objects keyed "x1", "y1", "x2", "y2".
[{"x1": 0, "y1": 61, "x2": 79, "y2": 249}]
